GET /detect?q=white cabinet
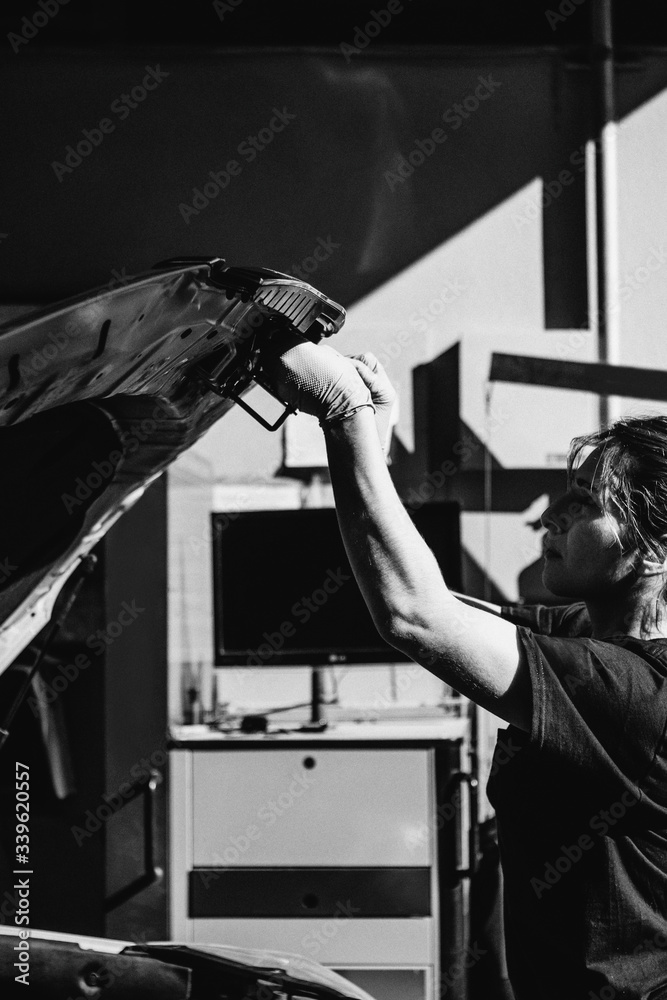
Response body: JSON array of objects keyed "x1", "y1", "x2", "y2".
[
  {"x1": 169, "y1": 720, "x2": 473, "y2": 1000},
  {"x1": 191, "y1": 748, "x2": 431, "y2": 867}
]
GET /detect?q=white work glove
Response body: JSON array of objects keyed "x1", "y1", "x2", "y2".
[
  {"x1": 259, "y1": 332, "x2": 374, "y2": 425},
  {"x1": 347, "y1": 352, "x2": 398, "y2": 458}
]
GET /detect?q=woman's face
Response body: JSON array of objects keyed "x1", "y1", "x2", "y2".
[{"x1": 540, "y1": 448, "x2": 638, "y2": 599}]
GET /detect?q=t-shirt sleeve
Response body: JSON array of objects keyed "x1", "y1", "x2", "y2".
[
  {"x1": 500, "y1": 602, "x2": 591, "y2": 637},
  {"x1": 517, "y1": 626, "x2": 667, "y2": 789}
]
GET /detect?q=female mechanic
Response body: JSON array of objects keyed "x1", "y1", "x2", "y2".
[{"x1": 261, "y1": 334, "x2": 667, "y2": 1000}]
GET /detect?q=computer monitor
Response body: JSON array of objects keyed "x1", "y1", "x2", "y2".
[{"x1": 212, "y1": 502, "x2": 461, "y2": 668}]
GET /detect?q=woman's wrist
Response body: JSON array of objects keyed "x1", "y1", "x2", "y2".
[{"x1": 319, "y1": 402, "x2": 375, "y2": 428}]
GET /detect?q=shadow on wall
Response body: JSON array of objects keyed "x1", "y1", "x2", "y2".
[{"x1": 3, "y1": 43, "x2": 654, "y2": 328}]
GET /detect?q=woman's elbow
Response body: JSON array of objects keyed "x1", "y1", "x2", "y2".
[
  {"x1": 377, "y1": 612, "x2": 423, "y2": 658},
  {"x1": 376, "y1": 597, "x2": 465, "y2": 662}
]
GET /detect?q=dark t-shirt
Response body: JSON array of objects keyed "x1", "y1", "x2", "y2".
[{"x1": 487, "y1": 602, "x2": 667, "y2": 999}]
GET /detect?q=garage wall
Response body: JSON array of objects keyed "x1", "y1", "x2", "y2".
[{"x1": 4, "y1": 42, "x2": 667, "y2": 678}]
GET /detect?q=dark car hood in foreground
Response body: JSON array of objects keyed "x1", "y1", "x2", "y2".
[
  {"x1": 0, "y1": 257, "x2": 345, "y2": 676},
  {"x1": 0, "y1": 925, "x2": 374, "y2": 999}
]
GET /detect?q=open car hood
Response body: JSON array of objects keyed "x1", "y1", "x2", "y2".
[
  {"x1": 0, "y1": 926, "x2": 375, "y2": 999},
  {"x1": 0, "y1": 257, "x2": 345, "y2": 676}
]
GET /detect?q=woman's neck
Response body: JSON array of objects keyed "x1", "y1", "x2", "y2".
[{"x1": 586, "y1": 580, "x2": 667, "y2": 640}]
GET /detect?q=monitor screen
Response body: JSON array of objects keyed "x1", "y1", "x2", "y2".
[{"x1": 212, "y1": 502, "x2": 461, "y2": 667}]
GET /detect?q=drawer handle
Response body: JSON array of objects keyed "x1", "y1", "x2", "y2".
[
  {"x1": 302, "y1": 893, "x2": 319, "y2": 909},
  {"x1": 104, "y1": 769, "x2": 163, "y2": 912},
  {"x1": 448, "y1": 770, "x2": 480, "y2": 880},
  {"x1": 302, "y1": 756, "x2": 316, "y2": 770}
]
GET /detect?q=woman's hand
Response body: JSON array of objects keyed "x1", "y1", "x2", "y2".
[
  {"x1": 259, "y1": 331, "x2": 374, "y2": 424},
  {"x1": 347, "y1": 352, "x2": 398, "y2": 457},
  {"x1": 260, "y1": 333, "x2": 399, "y2": 457}
]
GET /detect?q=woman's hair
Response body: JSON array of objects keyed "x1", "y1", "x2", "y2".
[{"x1": 568, "y1": 414, "x2": 667, "y2": 564}]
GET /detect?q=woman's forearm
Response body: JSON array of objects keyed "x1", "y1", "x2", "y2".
[{"x1": 322, "y1": 408, "x2": 457, "y2": 646}]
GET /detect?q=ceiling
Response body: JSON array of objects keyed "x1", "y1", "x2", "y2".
[{"x1": 0, "y1": 0, "x2": 666, "y2": 51}]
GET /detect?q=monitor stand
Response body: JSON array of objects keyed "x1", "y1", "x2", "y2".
[{"x1": 298, "y1": 666, "x2": 328, "y2": 732}]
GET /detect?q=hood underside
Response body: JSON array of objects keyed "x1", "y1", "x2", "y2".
[
  {"x1": 0, "y1": 257, "x2": 345, "y2": 675},
  {"x1": 0, "y1": 925, "x2": 375, "y2": 1000}
]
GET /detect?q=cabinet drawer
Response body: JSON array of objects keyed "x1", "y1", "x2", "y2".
[
  {"x1": 192, "y1": 749, "x2": 431, "y2": 866},
  {"x1": 189, "y1": 867, "x2": 431, "y2": 917},
  {"x1": 190, "y1": 917, "x2": 435, "y2": 965}
]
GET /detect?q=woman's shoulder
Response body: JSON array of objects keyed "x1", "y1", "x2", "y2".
[
  {"x1": 606, "y1": 633, "x2": 667, "y2": 668},
  {"x1": 500, "y1": 601, "x2": 591, "y2": 637}
]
